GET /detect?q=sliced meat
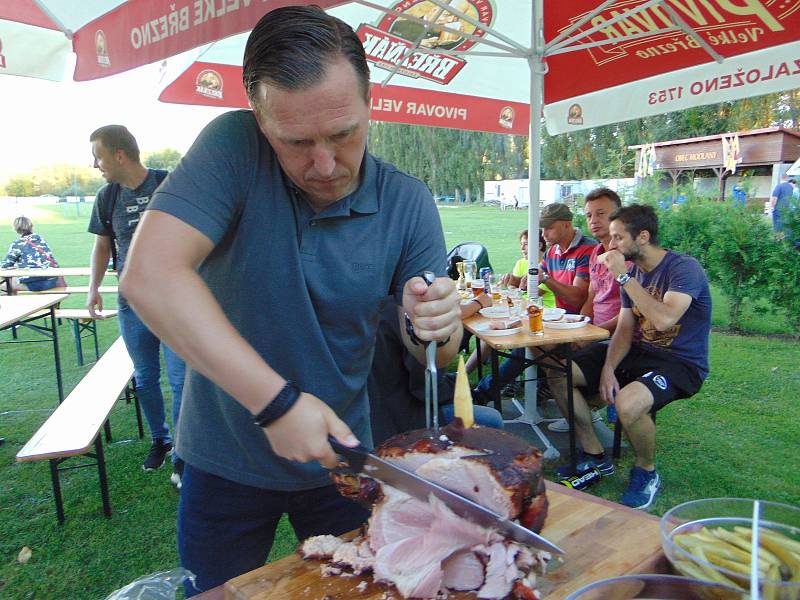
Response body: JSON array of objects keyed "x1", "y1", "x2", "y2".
[{"x1": 441, "y1": 550, "x2": 485, "y2": 591}]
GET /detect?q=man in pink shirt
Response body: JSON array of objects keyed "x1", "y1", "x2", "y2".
[
  {"x1": 582, "y1": 187, "x2": 631, "y2": 334},
  {"x1": 548, "y1": 187, "x2": 629, "y2": 433}
]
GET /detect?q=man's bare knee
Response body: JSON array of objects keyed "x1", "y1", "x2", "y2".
[{"x1": 616, "y1": 382, "x2": 654, "y2": 423}]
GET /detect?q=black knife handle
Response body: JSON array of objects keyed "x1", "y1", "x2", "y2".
[{"x1": 328, "y1": 435, "x2": 370, "y2": 473}]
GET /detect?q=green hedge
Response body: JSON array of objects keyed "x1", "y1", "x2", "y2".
[{"x1": 631, "y1": 182, "x2": 800, "y2": 334}]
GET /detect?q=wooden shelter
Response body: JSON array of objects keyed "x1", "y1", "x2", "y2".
[{"x1": 630, "y1": 128, "x2": 800, "y2": 200}]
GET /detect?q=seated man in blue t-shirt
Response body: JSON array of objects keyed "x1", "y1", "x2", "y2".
[{"x1": 551, "y1": 205, "x2": 711, "y2": 510}]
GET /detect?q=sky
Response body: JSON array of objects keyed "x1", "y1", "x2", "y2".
[{"x1": 0, "y1": 55, "x2": 229, "y2": 183}]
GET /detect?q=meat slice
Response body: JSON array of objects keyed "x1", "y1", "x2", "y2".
[
  {"x1": 441, "y1": 550, "x2": 485, "y2": 591},
  {"x1": 373, "y1": 495, "x2": 494, "y2": 598}
]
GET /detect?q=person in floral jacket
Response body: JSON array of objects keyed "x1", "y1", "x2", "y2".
[{"x1": 2, "y1": 216, "x2": 61, "y2": 292}]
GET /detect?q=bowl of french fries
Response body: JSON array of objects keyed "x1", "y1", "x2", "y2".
[{"x1": 660, "y1": 498, "x2": 800, "y2": 600}]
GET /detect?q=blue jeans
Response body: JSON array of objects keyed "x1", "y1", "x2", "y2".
[
  {"x1": 117, "y1": 301, "x2": 185, "y2": 448},
  {"x1": 440, "y1": 404, "x2": 504, "y2": 429},
  {"x1": 178, "y1": 464, "x2": 371, "y2": 596},
  {"x1": 474, "y1": 348, "x2": 527, "y2": 400}
]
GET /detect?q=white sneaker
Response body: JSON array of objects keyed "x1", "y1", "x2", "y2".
[{"x1": 547, "y1": 410, "x2": 603, "y2": 432}]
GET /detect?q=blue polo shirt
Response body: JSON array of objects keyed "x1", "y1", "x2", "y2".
[{"x1": 148, "y1": 110, "x2": 447, "y2": 490}]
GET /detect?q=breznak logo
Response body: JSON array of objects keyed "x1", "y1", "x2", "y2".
[
  {"x1": 357, "y1": 0, "x2": 494, "y2": 86},
  {"x1": 499, "y1": 106, "x2": 515, "y2": 129},
  {"x1": 195, "y1": 69, "x2": 223, "y2": 100},
  {"x1": 567, "y1": 103, "x2": 583, "y2": 125},
  {"x1": 96, "y1": 30, "x2": 110, "y2": 67}
]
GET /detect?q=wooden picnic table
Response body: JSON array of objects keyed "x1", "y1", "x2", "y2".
[
  {"x1": 0, "y1": 267, "x2": 110, "y2": 295},
  {"x1": 214, "y1": 482, "x2": 667, "y2": 599},
  {"x1": 0, "y1": 294, "x2": 69, "y2": 401},
  {"x1": 463, "y1": 314, "x2": 609, "y2": 472}
]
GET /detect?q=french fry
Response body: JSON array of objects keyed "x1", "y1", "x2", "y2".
[{"x1": 672, "y1": 525, "x2": 800, "y2": 599}]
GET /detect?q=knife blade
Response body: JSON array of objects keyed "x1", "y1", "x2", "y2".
[{"x1": 329, "y1": 436, "x2": 564, "y2": 555}]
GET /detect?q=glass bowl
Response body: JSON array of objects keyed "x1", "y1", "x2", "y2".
[
  {"x1": 660, "y1": 498, "x2": 800, "y2": 600},
  {"x1": 565, "y1": 574, "x2": 747, "y2": 599}
]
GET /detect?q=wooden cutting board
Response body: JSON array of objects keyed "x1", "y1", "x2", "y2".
[{"x1": 224, "y1": 482, "x2": 669, "y2": 600}]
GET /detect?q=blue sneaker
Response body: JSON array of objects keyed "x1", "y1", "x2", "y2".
[
  {"x1": 556, "y1": 451, "x2": 614, "y2": 479},
  {"x1": 621, "y1": 466, "x2": 661, "y2": 509}
]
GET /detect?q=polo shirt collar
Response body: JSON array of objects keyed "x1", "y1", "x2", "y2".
[
  {"x1": 555, "y1": 227, "x2": 585, "y2": 254},
  {"x1": 299, "y1": 152, "x2": 378, "y2": 220}
]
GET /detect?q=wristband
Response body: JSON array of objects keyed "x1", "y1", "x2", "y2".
[
  {"x1": 253, "y1": 380, "x2": 301, "y2": 428},
  {"x1": 472, "y1": 297, "x2": 484, "y2": 309},
  {"x1": 404, "y1": 312, "x2": 451, "y2": 347}
]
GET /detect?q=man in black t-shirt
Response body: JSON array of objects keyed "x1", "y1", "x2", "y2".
[
  {"x1": 551, "y1": 205, "x2": 711, "y2": 510},
  {"x1": 87, "y1": 125, "x2": 185, "y2": 481}
]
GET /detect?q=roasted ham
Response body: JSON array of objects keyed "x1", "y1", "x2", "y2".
[{"x1": 303, "y1": 420, "x2": 550, "y2": 599}]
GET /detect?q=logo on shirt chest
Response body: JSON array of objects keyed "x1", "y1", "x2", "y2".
[{"x1": 565, "y1": 258, "x2": 576, "y2": 271}]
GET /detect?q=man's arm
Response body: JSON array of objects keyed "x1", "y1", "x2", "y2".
[
  {"x1": 87, "y1": 235, "x2": 111, "y2": 317},
  {"x1": 121, "y1": 210, "x2": 357, "y2": 468},
  {"x1": 598, "y1": 307, "x2": 635, "y2": 403},
  {"x1": 542, "y1": 275, "x2": 589, "y2": 311},
  {"x1": 580, "y1": 284, "x2": 595, "y2": 320}
]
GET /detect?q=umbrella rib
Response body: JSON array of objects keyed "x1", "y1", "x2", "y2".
[
  {"x1": 353, "y1": 0, "x2": 528, "y2": 56},
  {"x1": 32, "y1": 0, "x2": 73, "y2": 38},
  {"x1": 545, "y1": 0, "x2": 619, "y2": 51},
  {"x1": 546, "y1": 0, "x2": 665, "y2": 55},
  {"x1": 658, "y1": 1, "x2": 724, "y2": 63},
  {"x1": 546, "y1": 26, "x2": 680, "y2": 57}
]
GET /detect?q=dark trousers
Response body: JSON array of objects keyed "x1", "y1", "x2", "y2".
[{"x1": 178, "y1": 464, "x2": 370, "y2": 596}]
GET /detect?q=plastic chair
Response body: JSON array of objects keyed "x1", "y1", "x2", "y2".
[{"x1": 447, "y1": 242, "x2": 492, "y2": 275}]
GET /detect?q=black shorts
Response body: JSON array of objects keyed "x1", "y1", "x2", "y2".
[{"x1": 573, "y1": 342, "x2": 704, "y2": 412}]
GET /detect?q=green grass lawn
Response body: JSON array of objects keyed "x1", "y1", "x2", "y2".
[{"x1": 1, "y1": 203, "x2": 798, "y2": 599}]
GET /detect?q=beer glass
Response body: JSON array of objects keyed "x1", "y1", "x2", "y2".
[
  {"x1": 527, "y1": 296, "x2": 544, "y2": 335},
  {"x1": 471, "y1": 278, "x2": 485, "y2": 297},
  {"x1": 463, "y1": 260, "x2": 477, "y2": 283}
]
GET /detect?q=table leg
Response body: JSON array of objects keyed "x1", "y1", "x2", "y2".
[
  {"x1": 489, "y1": 349, "x2": 502, "y2": 413},
  {"x1": 565, "y1": 344, "x2": 577, "y2": 474},
  {"x1": 49, "y1": 306, "x2": 64, "y2": 403},
  {"x1": 71, "y1": 320, "x2": 84, "y2": 366}
]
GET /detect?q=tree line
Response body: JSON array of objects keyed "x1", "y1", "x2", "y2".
[
  {"x1": 368, "y1": 91, "x2": 799, "y2": 199},
  {"x1": 1, "y1": 149, "x2": 182, "y2": 197},
  {"x1": 2, "y1": 92, "x2": 797, "y2": 199}
]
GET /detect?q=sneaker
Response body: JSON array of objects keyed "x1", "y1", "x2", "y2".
[
  {"x1": 620, "y1": 466, "x2": 661, "y2": 510},
  {"x1": 556, "y1": 451, "x2": 614, "y2": 479},
  {"x1": 547, "y1": 410, "x2": 603, "y2": 432},
  {"x1": 143, "y1": 439, "x2": 173, "y2": 471},
  {"x1": 170, "y1": 458, "x2": 184, "y2": 489},
  {"x1": 501, "y1": 381, "x2": 522, "y2": 398}
]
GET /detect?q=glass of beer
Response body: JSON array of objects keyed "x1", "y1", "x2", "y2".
[
  {"x1": 471, "y1": 278, "x2": 485, "y2": 297},
  {"x1": 527, "y1": 297, "x2": 544, "y2": 335}
]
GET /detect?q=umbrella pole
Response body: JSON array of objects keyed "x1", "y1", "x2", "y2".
[{"x1": 518, "y1": 0, "x2": 559, "y2": 460}]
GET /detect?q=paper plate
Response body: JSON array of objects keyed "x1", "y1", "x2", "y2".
[
  {"x1": 543, "y1": 307, "x2": 567, "y2": 321},
  {"x1": 544, "y1": 315, "x2": 590, "y2": 329},
  {"x1": 473, "y1": 323, "x2": 521, "y2": 336},
  {"x1": 479, "y1": 306, "x2": 513, "y2": 319}
]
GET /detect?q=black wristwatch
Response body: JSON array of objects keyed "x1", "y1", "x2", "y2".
[{"x1": 253, "y1": 381, "x2": 301, "y2": 428}]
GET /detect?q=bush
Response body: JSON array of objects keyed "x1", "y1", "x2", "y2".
[{"x1": 705, "y1": 206, "x2": 775, "y2": 331}]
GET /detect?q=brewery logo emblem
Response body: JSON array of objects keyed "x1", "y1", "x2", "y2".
[
  {"x1": 499, "y1": 106, "x2": 515, "y2": 129},
  {"x1": 653, "y1": 375, "x2": 668, "y2": 390},
  {"x1": 196, "y1": 69, "x2": 223, "y2": 99},
  {"x1": 357, "y1": 0, "x2": 494, "y2": 85},
  {"x1": 96, "y1": 30, "x2": 110, "y2": 67},
  {"x1": 567, "y1": 103, "x2": 583, "y2": 125}
]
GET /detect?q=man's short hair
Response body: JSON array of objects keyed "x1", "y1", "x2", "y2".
[
  {"x1": 13, "y1": 216, "x2": 33, "y2": 236},
  {"x1": 609, "y1": 204, "x2": 659, "y2": 245},
  {"x1": 89, "y1": 125, "x2": 140, "y2": 163},
  {"x1": 243, "y1": 6, "x2": 370, "y2": 109},
  {"x1": 585, "y1": 187, "x2": 622, "y2": 208}
]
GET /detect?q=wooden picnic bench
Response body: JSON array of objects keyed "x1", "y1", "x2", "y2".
[
  {"x1": 55, "y1": 309, "x2": 119, "y2": 366},
  {"x1": 17, "y1": 285, "x2": 118, "y2": 295},
  {"x1": 16, "y1": 337, "x2": 143, "y2": 524}
]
